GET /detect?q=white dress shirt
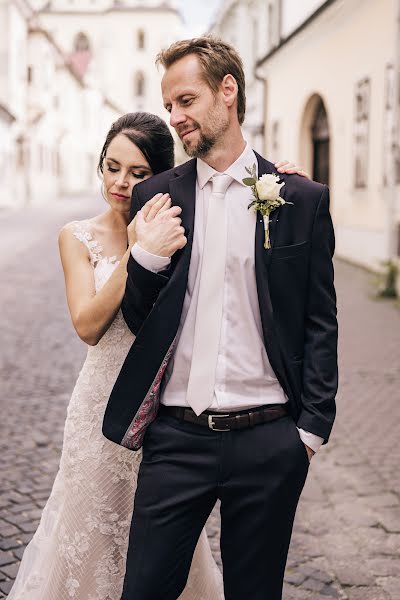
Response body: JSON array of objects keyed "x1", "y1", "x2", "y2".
[{"x1": 131, "y1": 144, "x2": 323, "y2": 453}]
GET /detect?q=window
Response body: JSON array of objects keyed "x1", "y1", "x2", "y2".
[
  {"x1": 16, "y1": 136, "x2": 26, "y2": 169},
  {"x1": 312, "y1": 98, "x2": 330, "y2": 186},
  {"x1": 74, "y1": 32, "x2": 90, "y2": 53},
  {"x1": 271, "y1": 120, "x2": 280, "y2": 157},
  {"x1": 135, "y1": 72, "x2": 145, "y2": 97},
  {"x1": 354, "y1": 78, "x2": 370, "y2": 188},
  {"x1": 137, "y1": 29, "x2": 145, "y2": 50}
]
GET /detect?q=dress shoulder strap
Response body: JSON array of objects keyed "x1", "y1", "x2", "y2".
[{"x1": 70, "y1": 220, "x2": 104, "y2": 266}]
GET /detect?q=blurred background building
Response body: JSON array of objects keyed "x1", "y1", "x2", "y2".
[
  {"x1": 0, "y1": 0, "x2": 399, "y2": 275},
  {"x1": 0, "y1": 0, "x2": 183, "y2": 208},
  {"x1": 212, "y1": 0, "x2": 400, "y2": 272}
]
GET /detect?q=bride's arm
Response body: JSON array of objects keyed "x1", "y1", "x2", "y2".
[
  {"x1": 58, "y1": 228, "x2": 133, "y2": 346},
  {"x1": 58, "y1": 195, "x2": 170, "y2": 346}
]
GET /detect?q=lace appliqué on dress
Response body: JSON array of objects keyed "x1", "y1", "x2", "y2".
[{"x1": 71, "y1": 221, "x2": 118, "y2": 268}]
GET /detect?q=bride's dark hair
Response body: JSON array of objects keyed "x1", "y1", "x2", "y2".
[{"x1": 98, "y1": 112, "x2": 175, "y2": 176}]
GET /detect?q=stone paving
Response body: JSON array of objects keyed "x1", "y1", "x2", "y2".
[{"x1": 0, "y1": 197, "x2": 399, "y2": 599}]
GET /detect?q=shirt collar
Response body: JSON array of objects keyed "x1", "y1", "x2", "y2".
[{"x1": 196, "y1": 143, "x2": 257, "y2": 189}]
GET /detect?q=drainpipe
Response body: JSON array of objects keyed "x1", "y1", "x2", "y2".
[
  {"x1": 390, "y1": 0, "x2": 400, "y2": 260},
  {"x1": 254, "y1": 68, "x2": 267, "y2": 155}
]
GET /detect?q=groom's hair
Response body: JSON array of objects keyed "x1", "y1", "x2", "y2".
[{"x1": 156, "y1": 36, "x2": 246, "y2": 125}]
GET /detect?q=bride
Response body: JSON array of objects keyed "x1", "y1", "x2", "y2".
[{"x1": 8, "y1": 112, "x2": 306, "y2": 600}]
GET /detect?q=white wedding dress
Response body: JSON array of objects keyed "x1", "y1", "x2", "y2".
[{"x1": 8, "y1": 220, "x2": 223, "y2": 600}]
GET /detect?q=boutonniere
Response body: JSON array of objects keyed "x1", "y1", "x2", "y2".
[{"x1": 243, "y1": 164, "x2": 292, "y2": 249}]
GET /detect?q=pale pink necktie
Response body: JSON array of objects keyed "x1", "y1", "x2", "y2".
[{"x1": 186, "y1": 173, "x2": 233, "y2": 415}]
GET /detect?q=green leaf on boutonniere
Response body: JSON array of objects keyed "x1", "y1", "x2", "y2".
[{"x1": 242, "y1": 177, "x2": 257, "y2": 186}]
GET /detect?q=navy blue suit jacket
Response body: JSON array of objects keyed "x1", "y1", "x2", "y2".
[{"x1": 103, "y1": 153, "x2": 338, "y2": 449}]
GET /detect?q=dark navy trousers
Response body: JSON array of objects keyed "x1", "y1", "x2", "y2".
[{"x1": 121, "y1": 412, "x2": 309, "y2": 600}]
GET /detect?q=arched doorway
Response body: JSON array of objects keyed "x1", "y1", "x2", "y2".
[
  {"x1": 312, "y1": 98, "x2": 330, "y2": 185},
  {"x1": 299, "y1": 94, "x2": 330, "y2": 186}
]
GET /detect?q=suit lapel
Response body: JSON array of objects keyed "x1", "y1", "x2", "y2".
[
  {"x1": 253, "y1": 152, "x2": 293, "y2": 401},
  {"x1": 169, "y1": 159, "x2": 197, "y2": 240},
  {"x1": 254, "y1": 152, "x2": 281, "y2": 258}
]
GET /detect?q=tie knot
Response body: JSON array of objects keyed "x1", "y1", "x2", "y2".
[{"x1": 211, "y1": 173, "x2": 233, "y2": 196}]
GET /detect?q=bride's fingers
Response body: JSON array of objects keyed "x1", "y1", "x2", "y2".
[
  {"x1": 143, "y1": 193, "x2": 170, "y2": 221},
  {"x1": 276, "y1": 160, "x2": 296, "y2": 173},
  {"x1": 296, "y1": 169, "x2": 311, "y2": 179},
  {"x1": 275, "y1": 160, "x2": 290, "y2": 170},
  {"x1": 275, "y1": 161, "x2": 310, "y2": 178},
  {"x1": 147, "y1": 194, "x2": 171, "y2": 221},
  {"x1": 285, "y1": 166, "x2": 308, "y2": 175},
  {"x1": 156, "y1": 197, "x2": 172, "y2": 214},
  {"x1": 141, "y1": 193, "x2": 163, "y2": 220}
]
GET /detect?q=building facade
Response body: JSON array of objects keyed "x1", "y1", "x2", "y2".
[
  {"x1": 36, "y1": 0, "x2": 183, "y2": 119},
  {"x1": 0, "y1": 0, "x2": 31, "y2": 207},
  {"x1": 255, "y1": 0, "x2": 400, "y2": 270},
  {"x1": 0, "y1": 0, "x2": 183, "y2": 207},
  {"x1": 210, "y1": 0, "x2": 271, "y2": 153},
  {"x1": 210, "y1": 0, "x2": 400, "y2": 272}
]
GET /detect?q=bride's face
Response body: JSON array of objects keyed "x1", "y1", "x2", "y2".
[{"x1": 103, "y1": 133, "x2": 152, "y2": 215}]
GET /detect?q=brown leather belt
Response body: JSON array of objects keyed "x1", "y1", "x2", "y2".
[{"x1": 159, "y1": 403, "x2": 289, "y2": 432}]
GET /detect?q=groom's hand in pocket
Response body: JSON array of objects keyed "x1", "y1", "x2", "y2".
[
  {"x1": 304, "y1": 444, "x2": 315, "y2": 462},
  {"x1": 135, "y1": 193, "x2": 187, "y2": 257}
]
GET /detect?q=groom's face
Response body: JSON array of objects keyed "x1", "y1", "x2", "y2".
[{"x1": 161, "y1": 54, "x2": 229, "y2": 158}]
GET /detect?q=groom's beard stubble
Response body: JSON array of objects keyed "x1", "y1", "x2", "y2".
[
  {"x1": 182, "y1": 107, "x2": 230, "y2": 159},
  {"x1": 183, "y1": 130, "x2": 215, "y2": 158}
]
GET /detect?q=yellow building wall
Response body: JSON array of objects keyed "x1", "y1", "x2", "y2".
[{"x1": 259, "y1": 0, "x2": 397, "y2": 267}]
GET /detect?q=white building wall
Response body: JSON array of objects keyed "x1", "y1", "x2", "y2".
[
  {"x1": 258, "y1": 0, "x2": 398, "y2": 268},
  {"x1": 38, "y1": 5, "x2": 183, "y2": 118},
  {"x1": 8, "y1": 2, "x2": 29, "y2": 122},
  {"x1": 0, "y1": 111, "x2": 16, "y2": 209},
  {"x1": 50, "y1": 62, "x2": 120, "y2": 198},
  {"x1": 26, "y1": 31, "x2": 63, "y2": 205},
  {"x1": 281, "y1": 0, "x2": 326, "y2": 38},
  {"x1": 0, "y1": 0, "x2": 31, "y2": 208},
  {"x1": 0, "y1": 2, "x2": 10, "y2": 108},
  {"x1": 210, "y1": 0, "x2": 268, "y2": 153}
]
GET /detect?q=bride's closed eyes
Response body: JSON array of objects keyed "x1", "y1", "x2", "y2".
[{"x1": 106, "y1": 164, "x2": 149, "y2": 180}]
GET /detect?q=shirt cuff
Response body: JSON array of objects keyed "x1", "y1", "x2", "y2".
[
  {"x1": 131, "y1": 243, "x2": 171, "y2": 273},
  {"x1": 297, "y1": 428, "x2": 324, "y2": 453}
]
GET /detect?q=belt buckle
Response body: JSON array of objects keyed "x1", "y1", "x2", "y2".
[{"x1": 208, "y1": 414, "x2": 230, "y2": 431}]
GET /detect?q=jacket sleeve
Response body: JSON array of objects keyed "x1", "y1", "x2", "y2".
[
  {"x1": 121, "y1": 185, "x2": 170, "y2": 335},
  {"x1": 297, "y1": 186, "x2": 338, "y2": 442}
]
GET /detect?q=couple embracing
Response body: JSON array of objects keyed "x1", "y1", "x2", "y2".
[{"x1": 9, "y1": 37, "x2": 337, "y2": 600}]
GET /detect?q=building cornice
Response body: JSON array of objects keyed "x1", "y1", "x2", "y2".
[
  {"x1": 39, "y1": 4, "x2": 181, "y2": 18},
  {"x1": 256, "y1": 0, "x2": 337, "y2": 68}
]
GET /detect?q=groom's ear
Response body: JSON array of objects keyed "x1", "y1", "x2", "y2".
[{"x1": 221, "y1": 74, "x2": 238, "y2": 111}]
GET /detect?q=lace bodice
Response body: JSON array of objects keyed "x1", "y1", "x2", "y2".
[
  {"x1": 8, "y1": 219, "x2": 223, "y2": 600},
  {"x1": 70, "y1": 220, "x2": 134, "y2": 363},
  {"x1": 71, "y1": 219, "x2": 120, "y2": 286}
]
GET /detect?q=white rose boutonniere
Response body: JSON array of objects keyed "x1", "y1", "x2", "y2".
[{"x1": 243, "y1": 164, "x2": 292, "y2": 249}]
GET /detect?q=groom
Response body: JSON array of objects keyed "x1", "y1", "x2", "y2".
[{"x1": 103, "y1": 37, "x2": 338, "y2": 600}]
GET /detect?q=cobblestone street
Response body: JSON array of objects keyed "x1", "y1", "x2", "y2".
[{"x1": 0, "y1": 198, "x2": 399, "y2": 599}]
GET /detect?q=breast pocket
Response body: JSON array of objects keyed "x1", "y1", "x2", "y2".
[{"x1": 272, "y1": 240, "x2": 309, "y2": 260}]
